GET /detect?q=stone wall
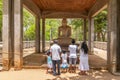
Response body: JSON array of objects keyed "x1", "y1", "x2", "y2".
[
  {"x1": 94, "y1": 41, "x2": 107, "y2": 50},
  {"x1": 0, "y1": 41, "x2": 107, "y2": 52}
]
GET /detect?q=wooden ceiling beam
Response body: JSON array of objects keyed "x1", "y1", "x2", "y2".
[
  {"x1": 88, "y1": 0, "x2": 108, "y2": 17},
  {"x1": 42, "y1": 11, "x2": 88, "y2": 18},
  {"x1": 23, "y1": 0, "x2": 41, "y2": 17}
]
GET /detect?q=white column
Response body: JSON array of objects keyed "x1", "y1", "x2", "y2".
[
  {"x1": 14, "y1": 0, "x2": 23, "y2": 70},
  {"x1": 108, "y1": 0, "x2": 120, "y2": 74},
  {"x1": 35, "y1": 16, "x2": 40, "y2": 53},
  {"x1": 88, "y1": 18, "x2": 94, "y2": 54},
  {"x1": 2, "y1": 0, "x2": 14, "y2": 70},
  {"x1": 42, "y1": 17, "x2": 45, "y2": 53}
]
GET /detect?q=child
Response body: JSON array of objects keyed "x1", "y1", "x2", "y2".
[
  {"x1": 46, "y1": 50, "x2": 52, "y2": 74},
  {"x1": 61, "y1": 50, "x2": 68, "y2": 73},
  {"x1": 79, "y1": 42, "x2": 89, "y2": 75}
]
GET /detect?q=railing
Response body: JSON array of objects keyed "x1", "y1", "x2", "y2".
[
  {"x1": 0, "y1": 41, "x2": 107, "y2": 51},
  {"x1": 23, "y1": 41, "x2": 35, "y2": 49}
]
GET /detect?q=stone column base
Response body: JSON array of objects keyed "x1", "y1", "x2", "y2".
[
  {"x1": 14, "y1": 59, "x2": 23, "y2": 70},
  {"x1": 2, "y1": 59, "x2": 10, "y2": 71}
]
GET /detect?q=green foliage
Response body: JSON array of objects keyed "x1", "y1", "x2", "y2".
[
  {"x1": 69, "y1": 19, "x2": 83, "y2": 41},
  {"x1": 23, "y1": 8, "x2": 35, "y2": 40},
  {"x1": 45, "y1": 19, "x2": 61, "y2": 40},
  {"x1": 24, "y1": 24, "x2": 35, "y2": 40},
  {"x1": 94, "y1": 10, "x2": 107, "y2": 41}
]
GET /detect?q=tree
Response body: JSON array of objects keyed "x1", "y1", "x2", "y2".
[
  {"x1": 23, "y1": 8, "x2": 35, "y2": 40},
  {"x1": 45, "y1": 19, "x2": 61, "y2": 41},
  {"x1": 70, "y1": 19, "x2": 83, "y2": 41},
  {"x1": 94, "y1": 10, "x2": 107, "y2": 41},
  {"x1": 24, "y1": 24, "x2": 35, "y2": 40}
]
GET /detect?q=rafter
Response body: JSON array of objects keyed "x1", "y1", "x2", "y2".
[
  {"x1": 42, "y1": 11, "x2": 88, "y2": 18},
  {"x1": 23, "y1": 0, "x2": 41, "y2": 17},
  {"x1": 88, "y1": 0, "x2": 108, "y2": 17}
]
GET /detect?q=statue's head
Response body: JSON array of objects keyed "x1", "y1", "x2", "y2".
[{"x1": 62, "y1": 18, "x2": 67, "y2": 26}]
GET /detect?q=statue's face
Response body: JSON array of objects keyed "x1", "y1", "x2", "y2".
[{"x1": 62, "y1": 20, "x2": 67, "y2": 26}]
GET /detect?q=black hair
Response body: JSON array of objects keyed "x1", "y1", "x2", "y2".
[
  {"x1": 81, "y1": 42, "x2": 88, "y2": 54},
  {"x1": 46, "y1": 49, "x2": 51, "y2": 56},
  {"x1": 54, "y1": 39, "x2": 58, "y2": 44},
  {"x1": 71, "y1": 39, "x2": 75, "y2": 44},
  {"x1": 62, "y1": 50, "x2": 66, "y2": 54}
]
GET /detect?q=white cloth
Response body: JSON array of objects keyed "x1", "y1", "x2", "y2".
[
  {"x1": 61, "y1": 53, "x2": 68, "y2": 63},
  {"x1": 50, "y1": 44, "x2": 61, "y2": 60},
  {"x1": 61, "y1": 53, "x2": 68, "y2": 68},
  {"x1": 79, "y1": 49, "x2": 89, "y2": 71},
  {"x1": 68, "y1": 44, "x2": 77, "y2": 58}
]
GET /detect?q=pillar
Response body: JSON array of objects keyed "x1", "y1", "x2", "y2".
[
  {"x1": 88, "y1": 18, "x2": 94, "y2": 54},
  {"x1": 42, "y1": 17, "x2": 45, "y2": 53},
  {"x1": 35, "y1": 16, "x2": 40, "y2": 53},
  {"x1": 14, "y1": 0, "x2": 23, "y2": 70},
  {"x1": 83, "y1": 19, "x2": 87, "y2": 41},
  {"x1": 2, "y1": 0, "x2": 14, "y2": 70},
  {"x1": 108, "y1": 0, "x2": 120, "y2": 74}
]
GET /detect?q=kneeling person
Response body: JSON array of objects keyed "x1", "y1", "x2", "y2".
[{"x1": 61, "y1": 50, "x2": 68, "y2": 73}]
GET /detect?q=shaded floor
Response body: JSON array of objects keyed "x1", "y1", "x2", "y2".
[
  {"x1": 23, "y1": 54, "x2": 46, "y2": 66},
  {"x1": 23, "y1": 48, "x2": 107, "y2": 70},
  {"x1": 0, "y1": 48, "x2": 107, "y2": 69}
]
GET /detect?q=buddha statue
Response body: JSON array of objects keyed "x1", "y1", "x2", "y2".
[
  {"x1": 58, "y1": 18, "x2": 71, "y2": 38},
  {"x1": 57, "y1": 18, "x2": 72, "y2": 51}
]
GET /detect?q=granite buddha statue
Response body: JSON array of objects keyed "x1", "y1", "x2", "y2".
[
  {"x1": 58, "y1": 18, "x2": 71, "y2": 38},
  {"x1": 57, "y1": 18, "x2": 72, "y2": 51}
]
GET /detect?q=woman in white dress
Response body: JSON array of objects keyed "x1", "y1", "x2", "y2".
[{"x1": 79, "y1": 42, "x2": 89, "y2": 75}]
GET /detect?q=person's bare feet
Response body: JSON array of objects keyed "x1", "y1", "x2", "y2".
[{"x1": 78, "y1": 72, "x2": 87, "y2": 75}]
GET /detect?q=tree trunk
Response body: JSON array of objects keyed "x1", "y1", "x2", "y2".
[
  {"x1": 97, "y1": 32, "x2": 101, "y2": 41},
  {"x1": 101, "y1": 32, "x2": 106, "y2": 41}
]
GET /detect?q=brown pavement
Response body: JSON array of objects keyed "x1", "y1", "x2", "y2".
[
  {"x1": 0, "y1": 48, "x2": 120, "y2": 80},
  {"x1": 0, "y1": 69, "x2": 120, "y2": 80}
]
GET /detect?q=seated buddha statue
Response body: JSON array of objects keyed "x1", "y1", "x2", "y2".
[
  {"x1": 57, "y1": 18, "x2": 72, "y2": 51},
  {"x1": 58, "y1": 18, "x2": 71, "y2": 38}
]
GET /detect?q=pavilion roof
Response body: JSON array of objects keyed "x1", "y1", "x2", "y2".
[
  {"x1": 23, "y1": 0, "x2": 108, "y2": 18},
  {"x1": 32, "y1": 0, "x2": 96, "y2": 13}
]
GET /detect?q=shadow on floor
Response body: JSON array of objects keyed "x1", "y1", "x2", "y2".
[
  {"x1": 23, "y1": 53, "x2": 47, "y2": 66},
  {"x1": 46, "y1": 70, "x2": 120, "y2": 80},
  {"x1": 23, "y1": 53, "x2": 107, "y2": 69},
  {"x1": 89, "y1": 55, "x2": 107, "y2": 69}
]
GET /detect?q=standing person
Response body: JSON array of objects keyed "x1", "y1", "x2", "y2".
[
  {"x1": 61, "y1": 50, "x2": 69, "y2": 73},
  {"x1": 46, "y1": 50, "x2": 52, "y2": 74},
  {"x1": 68, "y1": 39, "x2": 78, "y2": 73},
  {"x1": 50, "y1": 40, "x2": 62, "y2": 76},
  {"x1": 79, "y1": 42, "x2": 89, "y2": 75}
]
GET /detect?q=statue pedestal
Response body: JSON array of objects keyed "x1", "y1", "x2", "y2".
[{"x1": 58, "y1": 37, "x2": 72, "y2": 51}]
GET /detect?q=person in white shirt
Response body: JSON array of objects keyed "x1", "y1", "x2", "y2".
[
  {"x1": 79, "y1": 41, "x2": 89, "y2": 75},
  {"x1": 68, "y1": 39, "x2": 78, "y2": 73},
  {"x1": 50, "y1": 40, "x2": 62, "y2": 76}
]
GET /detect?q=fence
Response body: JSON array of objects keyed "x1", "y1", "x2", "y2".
[{"x1": 0, "y1": 41, "x2": 107, "y2": 51}]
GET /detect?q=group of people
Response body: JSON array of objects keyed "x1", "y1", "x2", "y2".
[{"x1": 46, "y1": 39, "x2": 89, "y2": 76}]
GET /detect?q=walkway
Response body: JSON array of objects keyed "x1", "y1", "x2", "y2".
[{"x1": 0, "y1": 69, "x2": 120, "y2": 80}]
